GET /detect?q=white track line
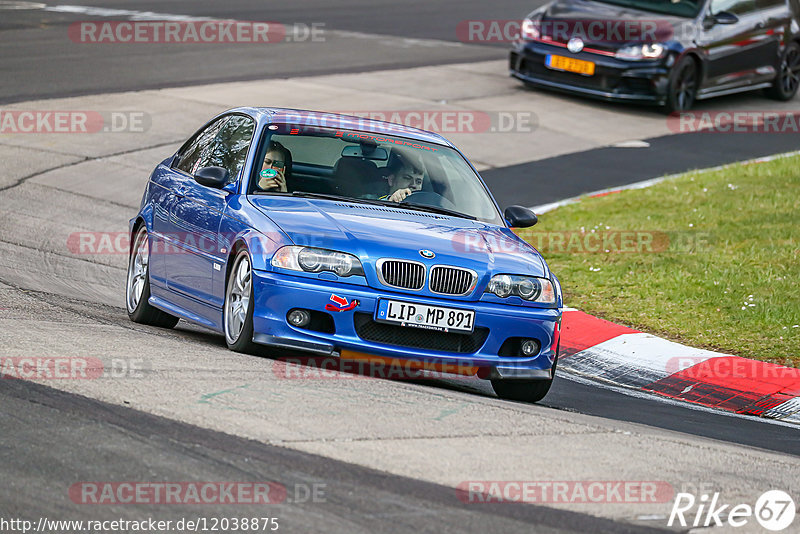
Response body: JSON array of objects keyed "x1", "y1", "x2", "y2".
[{"x1": 530, "y1": 149, "x2": 800, "y2": 214}]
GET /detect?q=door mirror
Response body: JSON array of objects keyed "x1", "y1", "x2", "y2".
[
  {"x1": 707, "y1": 11, "x2": 739, "y2": 27},
  {"x1": 504, "y1": 205, "x2": 538, "y2": 228},
  {"x1": 194, "y1": 166, "x2": 230, "y2": 189}
]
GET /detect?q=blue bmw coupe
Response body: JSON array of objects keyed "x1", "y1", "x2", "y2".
[{"x1": 126, "y1": 108, "x2": 562, "y2": 402}]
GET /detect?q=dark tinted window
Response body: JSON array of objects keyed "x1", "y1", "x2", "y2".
[
  {"x1": 206, "y1": 115, "x2": 256, "y2": 183},
  {"x1": 711, "y1": 0, "x2": 758, "y2": 14},
  {"x1": 593, "y1": 0, "x2": 703, "y2": 17},
  {"x1": 175, "y1": 117, "x2": 229, "y2": 175},
  {"x1": 755, "y1": 0, "x2": 785, "y2": 9},
  {"x1": 175, "y1": 115, "x2": 256, "y2": 183}
]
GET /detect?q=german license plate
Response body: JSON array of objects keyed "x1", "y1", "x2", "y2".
[
  {"x1": 375, "y1": 299, "x2": 475, "y2": 334},
  {"x1": 546, "y1": 54, "x2": 595, "y2": 76}
]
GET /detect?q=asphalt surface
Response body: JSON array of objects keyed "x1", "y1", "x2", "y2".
[
  {"x1": 0, "y1": 378, "x2": 674, "y2": 534},
  {"x1": 0, "y1": 0, "x2": 534, "y2": 103},
  {"x1": 482, "y1": 131, "x2": 800, "y2": 208}
]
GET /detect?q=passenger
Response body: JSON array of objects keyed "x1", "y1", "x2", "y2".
[
  {"x1": 258, "y1": 141, "x2": 292, "y2": 192},
  {"x1": 380, "y1": 149, "x2": 424, "y2": 202}
]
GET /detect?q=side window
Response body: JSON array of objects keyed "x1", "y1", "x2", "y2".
[
  {"x1": 206, "y1": 115, "x2": 256, "y2": 183},
  {"x1": 710, "y1": 0, "x2": 758, "y2": 14},
  {"x1": 755, "y1": 0, "x2": 784, "y2": 8},
  {"x1": 175, "y1": 117, "x2": 229, "y2": 175}
]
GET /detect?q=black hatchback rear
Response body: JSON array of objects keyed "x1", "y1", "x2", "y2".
[{"x1": 510, "y1": 0, "x2": 800, "y2": 111}]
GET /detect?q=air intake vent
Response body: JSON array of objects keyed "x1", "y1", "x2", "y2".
[
  {"x1": 429, "y1": 266, "x2": 477, "y2": 296},
  {"x1": 354, "y1": 313, "x2": 489, "y2": 353},
  {"x1": 378, "y1": 259, "x2": 425, "y2": 290}
]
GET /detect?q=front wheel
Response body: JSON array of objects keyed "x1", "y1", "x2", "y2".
[
  {"x1": 126, "y1": 226, "x2": 179, "y2": 328},
  {"x1": 224, "y1": 248, "x2": 258, "y2": 353},
  {"x1": 766, "y1": 41, "x2": 800, "y2": 101},
  {"x1": 491, "y1": 346, "x2": 558, "y2": 403},
  {"x1": 491, "y1": 378, "x2": 553, "y2": 403},
  {"x1": 664, "y1": 56, "x2": 699, "y2": 114}
]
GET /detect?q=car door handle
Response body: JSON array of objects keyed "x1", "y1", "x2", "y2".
[{"x1": 175, "y1": 186, "x2": 188, "y2": 198}]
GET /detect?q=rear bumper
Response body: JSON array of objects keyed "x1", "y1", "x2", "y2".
[
  {"x1": 250, "y1": 269, "x2": 561, "y2": 379},
  {"x1": 510, "y1": 41, "x2": 671, "y2": 104}
]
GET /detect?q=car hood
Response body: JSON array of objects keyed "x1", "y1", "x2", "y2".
[
  {"x1": 249, "y1": 197, "x2": 547, "y2": 281},
  {"x1": 539, "y1": 0, "x2": 688, "y2": 45}
]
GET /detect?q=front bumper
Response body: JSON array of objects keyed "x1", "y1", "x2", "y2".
[
  {"x1": 510, "y1": 40, "x2": 671, "y2": 104},
  {"x1": 251, "y1": 270, "x2": 560, "y2": 379}
]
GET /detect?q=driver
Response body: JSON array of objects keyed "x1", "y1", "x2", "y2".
[
  {"x1": 380, "y1": 148, "x2": 424, "y2": 202},
  {"x1": 258, "y1": 141, "x2": 292, "y2": 192}
]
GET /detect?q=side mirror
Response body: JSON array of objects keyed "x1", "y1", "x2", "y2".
[
  {"x1": 194, "y1": 166, "x2": 230, "y2": 189},
  {"x1": 504, "y1": 205, "x2": 538, "y2": 228},
  {"x1": 705, "y1": 11, "x2": 738, "y2": 27}
]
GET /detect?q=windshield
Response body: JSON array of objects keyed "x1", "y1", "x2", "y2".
[
  {"x1": 589, "y1": 0, "x2": 703, "y2": 17},
  {"x1": 249, "y1": 124, "x2": 503, "y2": 225}
]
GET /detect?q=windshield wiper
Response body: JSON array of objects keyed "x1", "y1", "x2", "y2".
[
  {"x1": 291, "y1": 191, "x2": 390, "y2": 207},
  {"x1": 382, "y1": 201, "x2": 476, "y2": 220},
  {"x1": 291, "y1": 191, "x2": 350, "y2": 201},
  {"x1": 289, "y1": 191, "x2": 477, "y2": 220}
]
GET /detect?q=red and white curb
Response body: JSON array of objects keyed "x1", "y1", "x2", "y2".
[{"x1": 559, "y1": 309, "x2": 800, "y2": 425}]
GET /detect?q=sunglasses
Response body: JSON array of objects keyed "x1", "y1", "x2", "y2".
[{"x1": 263, "y1": 158, "x2": 285, "y2": 169}]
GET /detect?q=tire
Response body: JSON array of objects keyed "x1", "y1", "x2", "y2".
[
  {"x1": 766, "y1": 41, "x2": 800, "y2": 101},
  {"x1": 491, "y1": 345, "x2": 558, "y2": 403},
  {"x1": 126, "y1": 225, "x2": 180, "y2": 328},
  {"x1": 664, "y1": 56, "x2": 699, "y2": 113},
  {"x1": 224, "y1": 248, "x2": 258, "y2": 353}
]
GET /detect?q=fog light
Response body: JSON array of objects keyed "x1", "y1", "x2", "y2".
[
  {"x1": 288, "y1": 309, "x2": 311, "y2": 328},
  {"x1": 521, "y1": 339, "x2": 540, "y2": 356}
]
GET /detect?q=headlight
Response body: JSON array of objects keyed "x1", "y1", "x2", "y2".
[
  {"x1": 520, "y1": 18, "x2": 540, "y2": 40},
  {"x1": 486, "y1": 274, "x2": 556, "y2": 304},
  {"x1": 271, "y1": 246, "x2": 364, "y2": 277},
  {"x1": 615, "y1": 43, "x2": 666, "y2": 61}
]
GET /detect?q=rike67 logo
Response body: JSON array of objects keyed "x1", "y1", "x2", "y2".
[{"x1": 669, "y1": 490, "x2": 795, "y2": 531}]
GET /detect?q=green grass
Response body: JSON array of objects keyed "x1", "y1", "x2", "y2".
[{"x1": 516, "y1": 154, "x2": 800, "y2": 367}]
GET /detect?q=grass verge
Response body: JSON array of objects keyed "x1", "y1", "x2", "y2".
[{"x1": 516, "y1": 153, "x2": 800, "y2": 367}]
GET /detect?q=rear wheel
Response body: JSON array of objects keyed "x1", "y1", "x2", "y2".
[
  {"x1": 665, "y1": 56, "x2": 699, "y2": 113},
  {"x1": 491, "y1": 346, "x2": 558, "y2": 403},
  {"x1": 766, "y1": 41, "x2": 800, "y2": 101},
  {"x1": 126, "y1": 226, "x2": 179, "y2": 328},
  {"x1": 224, "y1": 248, "x2": 258, "y2": 353}
]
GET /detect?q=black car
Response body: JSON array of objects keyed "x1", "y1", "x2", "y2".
[{"x1": 509, "y1": 0, "x2": 800, "y2": 111}]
